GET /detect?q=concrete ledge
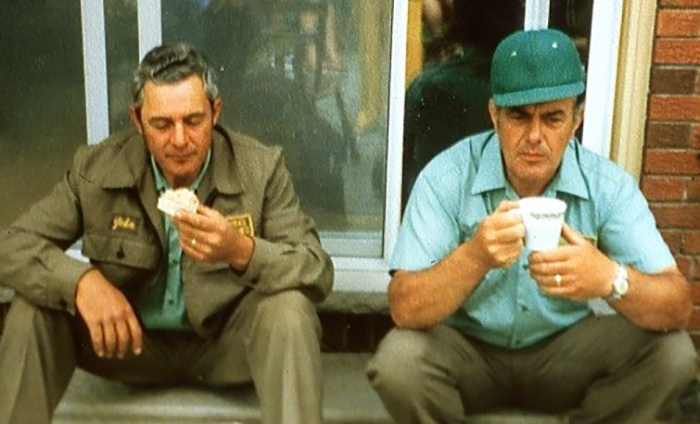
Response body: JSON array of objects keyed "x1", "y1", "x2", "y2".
[
  {"x1": 54, "y1": 353, "x2": 391, "y2": 424},
  {"x1": 52, "y1": 352, "x2": 570, "y2": 424},
  {"x1": 318, "y1": 291, "x2": 388, "y2": 314}
]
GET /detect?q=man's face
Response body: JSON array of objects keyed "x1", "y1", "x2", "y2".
[
  {"x1": 130, "y1": 74, "x2": 222, "y2": 188},
  {"x1": 489, "y1": 97, "x2": 583, "y2": 197}
]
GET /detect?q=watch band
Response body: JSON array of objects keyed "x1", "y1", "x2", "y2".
[{"x1": 605, "y1": 262, "x2": 628, "y2": 303}]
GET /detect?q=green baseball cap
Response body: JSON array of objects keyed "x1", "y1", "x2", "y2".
[{"x1": 491, "y1": 29, "x2": 585, "y2": 107}]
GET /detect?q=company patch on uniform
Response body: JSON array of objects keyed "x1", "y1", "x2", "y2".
[
  {"x1": 111, "y1": 215, "x2": 139, "y2": 233},
  {"x1": 226, "y1": 214, "x2": 255, "y2": 237}
]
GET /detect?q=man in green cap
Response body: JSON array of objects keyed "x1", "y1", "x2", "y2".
[{"x1": 367, "y1": 29, "x2": 696, "y2": 423}]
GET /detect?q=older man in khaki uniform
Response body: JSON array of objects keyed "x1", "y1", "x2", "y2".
[{"x1": 0, "y1": 44, "x2": 333, "y2": 424}]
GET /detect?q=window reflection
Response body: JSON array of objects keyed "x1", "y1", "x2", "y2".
[
  {"x1": 160, "y1": 0, "x2": 394, "y2": 257},
  {"x1": 0, "y1": 2, "x2": 86, "y2": 228},
  {"x1": 403, "y1": 0, "x2": 524, "y2": 204},
  {"x1": 106, "y1": 1, "x2": 138, "y2": 133},
  {"x1": 403, "y1": 0, "x2": 594, "y2": 206}
]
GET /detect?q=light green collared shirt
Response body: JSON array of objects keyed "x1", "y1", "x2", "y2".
[
  {"x1": 137, "y1": 150, "x2": 211, "y2": 330},
  {"x1": 392, "y1": 130, "x2": 675, "y2": 348}
]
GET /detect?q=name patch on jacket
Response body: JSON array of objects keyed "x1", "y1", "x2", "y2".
[
  {"x1": 226, "y1": 214, "x2": 255, "y2": 237},
  {"x1": 111, "y1": 215, "x2": 140, "y2": 233}
]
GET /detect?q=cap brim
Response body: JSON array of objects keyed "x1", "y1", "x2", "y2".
[{"x1": 493, "y1": 82, "x2": 585, "y2": 107}]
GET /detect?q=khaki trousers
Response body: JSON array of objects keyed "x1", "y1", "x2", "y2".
[
  {"x1": 0, "y1": 290, "x2": 323, "y2": 424},
  {"x1": 367, "y1": 315, "x2": 697, "y2": 424}
]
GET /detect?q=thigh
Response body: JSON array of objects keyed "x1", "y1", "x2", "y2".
[
  {"x1": 369, "y1": 325, "x2": 511, "y2": 414},
  {"x1": 184, "y1": 290, "x2": 321, "y2": 386},
  {"x1": 513, "y1": 314, "x2": 669, "y2": 411},
  {"x1": 77, "y1": 327, "x2": 192, "y2": 385}
]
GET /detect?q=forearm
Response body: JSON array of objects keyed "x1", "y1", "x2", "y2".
[
  {"x1": 244, "y1": 236, "x2": 333, "y2": 301},
  {"x1": 389, "y1": 241, "x2": 490, "y2": 329},
  {"x1": 0, "y1": 227, "x2": 89, "y2": 312},
  {"x1": 611, "y1": 267, "x2": 692, "y2": 331}
]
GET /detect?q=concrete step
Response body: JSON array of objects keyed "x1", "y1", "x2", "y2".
[
  {"x1": 54, "y1": 353, "x2": 390, "y2": 424},
  {"x1": 53, "y1": 352, "x2": 570, "y2": 424}
]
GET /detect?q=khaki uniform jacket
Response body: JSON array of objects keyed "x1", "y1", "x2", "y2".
[{"x1": 0, "y1": 126, "x2": 334, "y2": 336}]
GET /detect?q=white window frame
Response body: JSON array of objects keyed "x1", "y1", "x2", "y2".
[{"x1": 80, "y1": 0, "x2": 623, "y2": 293}]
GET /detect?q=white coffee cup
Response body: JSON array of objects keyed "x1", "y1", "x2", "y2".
[{"x1": 517, "y1": 197, "x2": 567, "y2": 251}]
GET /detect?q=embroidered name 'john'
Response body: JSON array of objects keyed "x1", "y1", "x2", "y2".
[{"x1": 111, "y1": 215, "x2": 140, "y2": 233}]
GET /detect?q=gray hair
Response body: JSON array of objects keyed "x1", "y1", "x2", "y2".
[{"x1": 131, "y1": 43, "x2": 219, "y2": 111}]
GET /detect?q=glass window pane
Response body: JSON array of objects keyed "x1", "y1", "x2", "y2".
[
  {"x1": 106, "y1": 1, "x2": 139, "y2": 134},
  {"x1": 0, "y1": 2, "x2": 86, "y2": 228},
  {"x1": 403, "y1": 0, "x2": 525, "y2": 203},
  {"x1": 549, "y1": 0, "x2": 593, "y2": 68},
  {"x1": 162, "y1": 0, "x2": 395, "y2": 258}
]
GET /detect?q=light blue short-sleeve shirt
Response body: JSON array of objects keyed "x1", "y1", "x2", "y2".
[{"x1": 392, "y1": 130, "x2": 675, "y2": 349}]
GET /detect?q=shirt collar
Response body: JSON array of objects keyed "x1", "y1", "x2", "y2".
[
  {"x1": 150, "y1": 148, "x2": 212, "y2": 193},
  {"x1": 472, "y1": 132, "x2": 508, "y2": 195},
  {"x1": 549, "y1": 139, "x2": 589, "y2": 200},
  {"x1": 471, "y1": 134, "x2": 589, "y2": 200}
]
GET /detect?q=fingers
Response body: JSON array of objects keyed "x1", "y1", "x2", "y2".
[
  {"x1": 495, "y1": 200, "x2": 520, "y2": 213},
  {"x1": 87, "y1": 322, "x2": 105, "y2": 358},
  {"x1": 76, "y1": 272, "x2": 143, "y2": 360},
  {"x1": 561, "y1": 223, "x2": 585, "y2": 246},
  {"x1": 102, "y1": 320, "x2": 118, "y2": 358},
  {"x1": 127, "y1": 314, "x2": 144, "y2": 356},
  {"x1": 89, "y1": 311, "x2": 142, "y2": 359},
  {"x1": 174, "y1": 206, "x2": 221, "y2": 230}
]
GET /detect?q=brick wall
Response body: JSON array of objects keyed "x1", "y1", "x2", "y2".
[{"x1": 645, "y1": 0, "x2": 700, "y2": 344}]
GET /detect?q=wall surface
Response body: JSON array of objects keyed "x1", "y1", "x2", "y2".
[{"x1": 644, "y1": 0, "x2": 700, "y2": 343}]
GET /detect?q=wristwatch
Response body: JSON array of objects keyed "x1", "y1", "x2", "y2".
[{"x1": 605, "y1": 262, "x2": 629, "y2": 303}]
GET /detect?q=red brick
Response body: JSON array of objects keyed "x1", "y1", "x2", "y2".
[
  {"x1": 650, "y1": 68, "x2": 697, "y2": 94},
  {"x1": 689, "y1": 177, "x2": 700, "y2": 200},
  {"x1": 691, "y1": 282, "x2": 700, "y2": 303},
  {"x1": 688, "y1": 307, "x2": 700, "y2": 330},
  {"x1": 685, "y1": 231, "x2": 700, "y2": 254},
  {"x1": 651, "y1": 204, "x2": 700, "y2": 228},
  {"x1": 641, "y1": 176, "x2": 687, "y2": 200},
  {"x1": 692, "y1": 255, "x2": 700, "y2": 283},
  {"x1": 654, "y1": 39, "x2": 700, "y2": 64},
  {"x1": 646, "y1": 122, "x2": 692, "y2": 148},
  {"x1": 660, "y1": 0, "x2": 700, "y2": 7},
  {"x1": 648, "y1": 96, "x2": 700, "y2": 121},
  {"x1": 644, "y1": 149, "x2": 700, "y2": 174},
  {"x1": 662, "y1": 229, "x2": 684, "y2": 252},
  {"x1": 692, "y1": 125, "x2": 700, "y2": 149},
  {"x1": 657, "y1": 10, "x2": 700, "y2": 36},
  {"x1": 678, "y1": 255, "x2": 693, "y2": 280}
]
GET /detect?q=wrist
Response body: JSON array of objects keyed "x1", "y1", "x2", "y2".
[
  {"x1": 229, "y1": 235, "x2": 255, "y2": 271},
  {"x1": 605, "y1": 262, "x2": 629, "y2": 303},
  {"x1": 458, "y1": 241, "x2": 491, "y2": 281}
]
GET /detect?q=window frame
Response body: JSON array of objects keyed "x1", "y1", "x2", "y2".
[{"x1": 80, "y1": 0, "x2": 627, "y2": 293}]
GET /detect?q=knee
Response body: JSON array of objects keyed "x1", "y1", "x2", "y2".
[
  {"x1": 0, "y1": 297, "x2": 75, "y2": 359},
  {"x1": 3, "y1": 297, "x2": 69, "y2": 341},
  {"x1": 253, "y1": 290, "x2": 321, "y2": 341},
  {"x1": 649, "y1": 331, "x2": 697, "y2": 386},
  {"x1": 367, "y1": 328, "x2": 432, "y2": 395}
]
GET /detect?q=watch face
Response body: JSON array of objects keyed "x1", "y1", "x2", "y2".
[{"x1": 615, "y1": 266, "x2": 629, "y2": 296}]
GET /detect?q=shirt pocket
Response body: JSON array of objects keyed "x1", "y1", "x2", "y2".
[{"x1": 82, "y1": 232, "x2": 160, "y2": 289}]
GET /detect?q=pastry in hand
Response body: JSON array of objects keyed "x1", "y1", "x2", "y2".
[{"x1": 157, "y1": 188, "x2": 199, "y2": 217}]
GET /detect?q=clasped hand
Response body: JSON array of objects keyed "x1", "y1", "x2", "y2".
[
  {"x1": 173, "y1": 205, "x2": 254, "y2": 271},
  {"x1": 473, "y1": 201, "x2": 616, "y2": 301},
  {"x1": 528, "y1": 223, "x2": 617, "y2": 301}
]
